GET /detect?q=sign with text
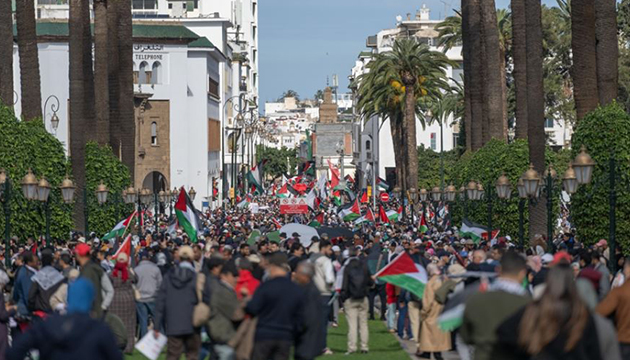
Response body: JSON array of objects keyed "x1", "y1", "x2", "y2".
[{"x1": 280, "y1": 198, "x2": 309, "y2": 214}]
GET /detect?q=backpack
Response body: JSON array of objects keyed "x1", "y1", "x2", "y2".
[{"x1": 346, "y1": 260, "x2": 368, "y2": 300}]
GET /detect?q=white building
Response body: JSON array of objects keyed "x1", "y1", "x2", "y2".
[
  {"x1": 262, "y1": 97, "x2": 316, "y2": 151},
  {"x1": 12, "y1": 20, "x2": 228, "y2": 210},
  {"x1": 352, "y1": 5, "x2": 461, "y2": 183}
]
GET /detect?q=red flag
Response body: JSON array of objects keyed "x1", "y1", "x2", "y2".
[
  {"x1": 379, "y1": 205, "x2": 389, "y2": 224},
  {"x1": 366, "y1": 208, "x2": 375, "y2": 222},
  {"x1": 350, "y1": 198, "x2": 361, "y2": 215},
  {"x1": 327, "y1": 160, "x2": 340, "y2": 189},
  {"x1": 113, "y1": 234, "x2": 132, "y2": 260},
  {"x1": 360, "y1": 190, "x2": 368, "y2": 203},
  {"x1": 316, "y1": 212, "x2": 324, "y2": 224}
]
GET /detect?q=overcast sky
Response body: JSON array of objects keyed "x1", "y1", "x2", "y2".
[{"x1": 259, "y1": 0, "x2": 558, "y2": 108}]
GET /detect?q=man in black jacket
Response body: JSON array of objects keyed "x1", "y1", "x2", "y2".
[
  {"x1": 341, "y1": 246, "x2": 374, "y2": 355},
  {"x1": 293, "y1": 261, "x2": 323, "y2": 360},
  {"x1": 154, "y1": 246, "x2": 204, "y2": 360},
  {"x1": 28, "y1": 249, "x2": 64, "y2": 313}
]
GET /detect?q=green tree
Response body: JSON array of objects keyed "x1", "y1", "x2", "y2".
[
  {"x1": 571, "y1": 103, "x2": 630, "y2": 253},
  {"x1": 277, "y1": 90, "x2": 300, "y2": 102},
  {"x1": 255, "y1": 145, "x2": 299, "y2": 180}
]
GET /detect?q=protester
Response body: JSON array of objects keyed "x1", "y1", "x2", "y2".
[
  {"x1": 7, "y1": 278, "x2": 123, "y2": 360},
  {"x1": 208, "y1": 261, "x2": 244, "y2": 360},
  {"x1": 13, "y1": 252, "x2": 38, "y2": 316},
  {"x1": 235, "y1": 258, "x2": 260, "y2": 300},
  {"x1": 340, "y1": 246, "x2": 373, "y2": 355},
  {"x1": 597, "y1": 256, "x2": 630, "y2": 360},
  {"x1": 27, "y1": 249, "x2": 64, "y2": 313},
  {"x1": 154, "y1": 246, "x2": 203, "y2": 360},
  {"x1": 246, "y1": 252, "x2": 305, "y2": 360},
  {"x1": 0, "y1": 270, "x2": 15, "y2": 360},
  {"x1": 293, "y1": 261, "x2": 324, "y2": 360},
  {"x1": 76, "y1": 243, "x2": 105, "y2": 318},
  {"x1": 135, "y1": 250, "x2": 163, "y2": 338},
  {"x1": 497, "y1": 264, "x2": 609, "y2": 360},
  {"x1": 109, "y1": 253, "x2": 137, "y2": 354},
  {"x1": 310, "y1": 239, "x2": 335, "y2": 355},
  {"x1": 461, "y1": 251, "x2": 530, "y2": 360},
  {"x1": 418, "y1": 263, "x2": 450, "y2": 360}
]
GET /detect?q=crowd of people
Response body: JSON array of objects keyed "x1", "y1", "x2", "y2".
[{"x1": 0, "y1": 194, "x2": 627, "y2": 360}]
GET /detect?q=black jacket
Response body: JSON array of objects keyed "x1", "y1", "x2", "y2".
[
  {"x1": 27, "y1": 266, "x2": 65, "y2": 313},
  {"x1": 6, "y1": 313, "x2": 122, "y2": 360},
  {"x1": 341, "y1": 257, "x2": 374, "y2": 302},
  {"x1": 295, "y1": 281, "x2": 324, "y2": 360},
  {"x1": 155, "y1": 264, "x2": 199, "y2": 336}
]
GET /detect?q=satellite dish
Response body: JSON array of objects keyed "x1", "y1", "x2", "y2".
[{"x1": 396, "y1": 15, "x2": 403, "y2": 23}]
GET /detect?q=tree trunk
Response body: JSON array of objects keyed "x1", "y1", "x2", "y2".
[
  {"x1": 571, "y1": 0, "x2": 599, "y2": 121},
  {"x1": 465, "y1": 0, "x2": 484, "y2": 151},
  {"x1": 461, "y1": 0, "x2": 473, "y2": 151},
  {"x1": 480, "y1": 0, "x2": 506, "y2": 141},
  {"x1": 117, "y1": 0, "x2": 135, "y2": 179},
  {"x1": 94, "y1": 0, "x2": 110, "y2": 145},
  {"x1": 512, "y1": 0, "x2": 528, "y2": 140},
  {"x1": 69, "y1": 0, "x2": 87, "y2": 231},
  {"x1": 595, "y1": 0, "x2": 619, "y2": 105},
  {"x1": 108, "y1": 0, "x2": 120, "y2": 156},
  {"x1": 81, "y1": 0, "x2": 95, "y2": 142},
  {"x1": 15, "y1": 0, "x2": 42, "y2": 120},
  {"x1": 389, "y1": 113, "x2": 404, "y2": 188},
  {"x1": 0, "y1": 0, "x2": 13, "y2": 108},
  {"x1": 403, "y1": 76, "x2": 418, "y2": 191},
  {"x1": 525, "y1": 0, "x2": 546, "y2": 241}
]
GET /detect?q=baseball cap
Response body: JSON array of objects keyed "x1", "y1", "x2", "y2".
[{"x1": 74, "y1": 243, "x2": 91, "y2": 257}]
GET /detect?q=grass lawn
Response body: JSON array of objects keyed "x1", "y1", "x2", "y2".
[{"x1": 126, "y1": 314, "x2": 408, "y2": 360}]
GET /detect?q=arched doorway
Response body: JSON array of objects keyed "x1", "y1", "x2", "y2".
[{"x1": 142, "y1": 171, "x2": 168, "y2": 193}]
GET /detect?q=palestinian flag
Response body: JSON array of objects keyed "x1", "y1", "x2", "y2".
[
  {"x1": 113, "y1": 234, "x2": 132, "y2": 260},
  {"x1": 360, "y1": 189, "x2": 369, "y2": 203},
  {"x1": 310, "y1": 212, "x2": 324, "y2": 228},
  {"x1": 375, "y1": 252, "x2": 428, "y2": 298},
  {"x1": 459, "y1": 219, "x2": 499, "y2": 244},
  {"x1": 276, "y1": 183, "x2": 289, "y2": 198},
  {"x1": 419, "y1": 212, "x2": 428, "y2": 233},
  {"x1": 376, "y1": 177, "x2": 389, "y2": 191},
  {"x1": 386, "y1": 207, "x2": 401, "y2": 222},
  {"x1": 327, "y1": 159, "x2": 340, "y2": 189},
  {"x1": 103, "y1": 211, "x2": 137, "y2": 241},
  {"x1": 338, "y1": 199, "x2": 361, "y2": 222},
  {"x1": 354, "y1": 208, "x2": 376, "y2": 225},
  {"x1": 305, "y1": 188, "x2": 320, "y2": 210},
  {"x1": 175, "y1": 188, "x2": 201, "y2": 242},
  {"x1": 438, "y1": 304, "x2": 465, "y2": 332},
  {"x1": 237, "y1": 195, "x2": 252, "y2": 209},
  {"x1": 247, "y1": 162, "x2": 264, "y2": 194}
]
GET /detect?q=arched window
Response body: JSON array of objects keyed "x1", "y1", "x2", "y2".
[
  {"x1": 139, "y1": 61, "x2": 148, "y2": 84},
  {"x1": 151, "y1": 122, "x2": 158, "y2": 145},
  {"x1": 151, "y1": 61, "x2": 161, "y2": 84}
]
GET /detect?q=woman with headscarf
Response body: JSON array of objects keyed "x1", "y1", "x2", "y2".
[
  {"x1": 109, "y1": 253, "x2": 137, "y2": 354},
  {"x1": 497, "y1": 264, "x2": 604, "y2": 360},
  {"x1": 418, "y1": 263, "x2": 450, "y2": 360}
]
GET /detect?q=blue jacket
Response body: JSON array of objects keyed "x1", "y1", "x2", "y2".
[{"x1": 13, "y1": 266, "x2": 35, "y2": 315}]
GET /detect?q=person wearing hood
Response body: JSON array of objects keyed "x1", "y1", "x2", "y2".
[
  {"x1": 235, "y1": 258, "x2": 260, "y2": 300},
  {"x1": 27, "y1": 249, "x2": 64, "y2": 313},
  {"x1": 109, "y1": 253, "x2": 137, "y2": 354},
  {"x1": 154, "y1": 246, "x2": 204, "y2": 360},
  {"x1": 7, "y1": 278, "x2": 123, "y2": 360}
]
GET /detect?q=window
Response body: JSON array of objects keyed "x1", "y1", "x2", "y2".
[
  {"x1": 430, "y1": 132, "x2": 436, "y2": 150},
  {"x1": 366, "y1": 140, "x2": 371, "y2": 151},
  {"x1": 139, "y1": 62, "x2": 148, "y2": 84},
  {"x1": 132, "y1": 0, "x2": 156, "y2": 10},
  {"x1": 168, "y1": 3, "x2": 172, "y2": 8},
  {"x1": 151, "y1": 122, "x2": 158, "y2": 146},
  {"x1": 151, "y1": 62, "x2": 161, "y2": 84},
  {"x1": 186, "y1": 0, "x2": 198, "y2": 11},
  {"x1": 252, "y1": 2, "x2": 256, "y2": 16},
  {"x1": 544, "y1": 118, "x2": 554, "y2": 128},
  {"x1": 208, "y1": 76, "x2": 220, "y2": 98}
]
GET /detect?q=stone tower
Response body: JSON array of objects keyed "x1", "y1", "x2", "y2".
[{"x1": 319, "y1": 87, "x2": 338, "y2": 124}]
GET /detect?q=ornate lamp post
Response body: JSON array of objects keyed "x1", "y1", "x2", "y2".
[
  {"x1": 36, "y1": 176, "x2": 52, "y2": 246},
  {"x1": 516, "y1": 178, "x2": 527, "y2": 247},
  {"x1": 408, "y1": 188, "x2": 417, "y2": 223}
]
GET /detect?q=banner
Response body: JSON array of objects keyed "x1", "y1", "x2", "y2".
[{"x1": 279, "y1": 197, "x2": 309, "y2": 214}]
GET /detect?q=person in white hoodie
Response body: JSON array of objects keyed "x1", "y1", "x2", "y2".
[{"x1": 310, "y1": 240, "x2": 335, "y2": 356}]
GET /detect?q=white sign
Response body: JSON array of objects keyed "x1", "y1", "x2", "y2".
[{"x1": 135, "y1": 332, "x2": 168, "y2": 360}]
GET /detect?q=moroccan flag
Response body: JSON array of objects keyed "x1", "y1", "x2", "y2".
[
  {"x1": 175, "y1": 188, "x2": 201, "y2": 242},
  {"x1": 379, "y1": 205, "x2": 389, "y2": 224},
  {"x1": 338, "y1": 199, "x2": 361, "y2": 222},
  {"x1": 113, "y1": 234, "x2": 132, "y2": 260},
  {"x1": 103, "y1": 211, "x2": 137, "y2": 241},
  {"x1": 375, "y1": 252, "x2": 428, "y2": 298}
]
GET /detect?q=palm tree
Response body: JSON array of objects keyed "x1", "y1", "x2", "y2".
[
  {"x1": 594, "y1": 0, "x2": 619, "y2": 105},
  {"x1": 512, "y1": 0, "x2": 528, "y2": 140},
  {"x1": 464, "y1": 0, "x2": 485, "y2": 151},
  {"x1": 0, "y1": 0, "x2": 13, "y2": 107},
  {"x1": 480, "y1": 0, "x2": 507, "y2": 141},
  {"x1": 436, "y1": 14, "x2": 462, "y2": 51},
  {"x1": 525, "y1": 0, "x2": 547, "y2": 240},
  {"x1": 571, "y1": 0, "x2": 599, "y2": 121},
  {"x1": 117, "y1": 0, "x2": 135, "y2": 178},
  {"x1": 108, "y1": 0, "x2": 120, "y2": 156},
  {"x1": 94, "y1": 0, "x2": 110, "y2": 145},
  {"x1": 356, "y1": 39, "x2": 451, "y2": 192},
  {"x1": 15, "y1": 0, "x2": 42, "y2": 120}
]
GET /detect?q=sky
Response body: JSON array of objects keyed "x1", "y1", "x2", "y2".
[{"x1": 259, "y1": 0, "x2": 557, "y2": 108}]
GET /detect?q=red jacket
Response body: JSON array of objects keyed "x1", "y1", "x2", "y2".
[
  {"x1": 386, "y1": 283, "x2": 397, "y2": 304},
  {"x1": 236, "y1": 270, "x2": 260, "y2": 300}
]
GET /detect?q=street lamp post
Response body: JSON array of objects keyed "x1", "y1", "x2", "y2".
[
  {"x1": 43, "y1": 95, "x2": 60, "y2": 135},
  {"x1": 431, "y1": 187, "x2": 441, "y2": 228},
  {"x1": 409, "y1": 188, "x2": 417, "y2": 224},
  {"x1": 517, "y1": 178, "x2": 527, "y2": 248},
  {"x1": 36, "y1": 176, "x2": 52, "y2": 247},
  {"x1": 419, "y1": 188, "x2": 428, "y2": 227}
]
